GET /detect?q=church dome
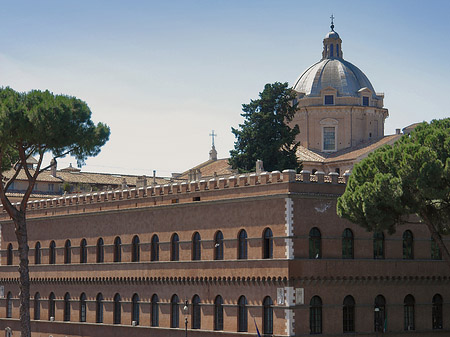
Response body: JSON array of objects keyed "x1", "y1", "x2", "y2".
[
  {"x1": 293, "y1": 58, "x2": 376, "y2": 98},
  {"x1": 293, "y1": 24, "x2": 377, "y2": 98}
]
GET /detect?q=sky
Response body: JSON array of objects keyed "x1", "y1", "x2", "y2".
[{"x1": 0, "y1": 0, "x2": 449, "y2": 176}]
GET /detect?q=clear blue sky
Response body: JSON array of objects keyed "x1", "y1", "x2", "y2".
[{"x1": 1, "y1": 0, "x2": 449, "y2": 176}]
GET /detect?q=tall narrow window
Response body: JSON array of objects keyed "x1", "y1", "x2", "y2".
[
  {"x1": 49, "y1": 241, "x2": 56, "y2": 264},
  {"x1": 113, "y1": 293, "x2": 121, "y2": 324},
  {"x1": 64, "y1": 293, "x2": 71, "y2": 321},
  {"x1": 96, "y1": 238, "x2": 104, "y2": 263},
  {"x1": 48, "y1": 292, "x2": 55, "y2": 321},
  {"x1": 432, "y1": 294, "x2": 443, "y2": 330},
  {"x1": 263, "y1": 228, "x2": 273, "y2": 259},
  {"x1": 238, "y1": 295, "x2": 247, "y2": 332},
  {"x1": 309, "y1": 227, "x2": 321, "y2": 259},
  {"x1": 114, "y1": 236, "x2": 121, "y2": 262},
  {"x1": 7, "y1": 243, "x2": 13, "y2": 265},
  {"x1": 330, "y1": 44, "x2": 334, "y2": 57},
  {"x1": 35, "y1": 242, "x2": 41, "y2": 265},
  {"x1": 171, "y1": 294, "x2": 179, "y2": 328},
  {"x1": 342, "y1": 228, "x2": 354, "y2": 259},
  {"x1": 192, "y1": 232, "x2": 201, "y2": 261},
  {"x1": 431, "y1": 237, "x2": 442, "y2": 260},
  {"x1": 214, "y1": 295, "x2": 223, "y2": 331},
  {"x1": 151, "y1": 235, "x2": 159, "y2": 262},
  {"x1": 132, "y1": 293, "x2": 139, "y2": 325},
  {"x1": 374, "y1": 295, "x2": 386, "y2": 332},
  {"x1": 151, "y1": 294, "x2": 159, "y2": 327},
  {"x1": 34, "y1": 292, "x2": 40, "y2": 320},
  {"x1": 310, "y1": 296, "x2": 322, "y2": 334},
  {"x1": 323, "y1": 126, "x2": 336, "y2": 150},
  {"x1": 132, "y1": 235, "x2": 140, "y2": 262},
  {"x1": 80, "y1": 238, "x2": 87, "y2": 263},
  {"x1": 214, "y1": 231, "x2": 224, "y2": 260},
  {"x1": 80, "y1": 293, "x2": 87, "y2": 322},
  {"x1": 263, "y1": 296, "x2": 273, "y2": 335},
  {"x1": 238, "y1": 230, "x2": 248, "y2": 259},
  {"x1": 402, "y1": 230, "x2": 414, "y2": 259},
  {"x1": 336, "y1": 44, "x2": 340, "y2": 57},
  {"x1": 171, "y1": 233, "x2": 179, "y2": 261},
  {"x1": 96, "y1": 293, "x2": 103, "y2": 323},
  {"x1": 64, "y1": 240, "x2": 71, "y2": 264},
  {"x1": 363, "y1": 96, "x2": 369, "y2": 106},
  {"x1": 404, "y1": 295, "x2": 415, "y2": 331},
  {"x1": 6, "y1": 292, "x2": 12, "y2": 318},
  {"x1": 373, "y1": 232, "x2": 384, "y2": 259},
  {"x1": 192, "y1": 294, "x2": 201, "y2": 329},
  {"x1": 343, "y1": 295, "x2": 355, "y2": 333}
]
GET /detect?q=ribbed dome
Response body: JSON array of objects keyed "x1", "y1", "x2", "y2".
[{"x1": 293, "y1": 58, "x2": 376, "y2": 98}]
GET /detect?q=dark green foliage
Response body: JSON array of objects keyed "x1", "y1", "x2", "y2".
[
  {"x1": 229, "y1": 82, "x2": 301, "y2": 173},
  {"x1": 337, "y1": 119, "x2": 450, "y2": 263}
]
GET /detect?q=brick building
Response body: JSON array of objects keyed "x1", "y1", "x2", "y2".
[{"x1": 0, "y1": 23, "x2": 449, "y2": 337}]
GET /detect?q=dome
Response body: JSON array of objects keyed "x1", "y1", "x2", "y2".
[
  {"x1": 293, "y1": 57, "x2": 376, "y2": 98},
  {"x1": 325, "y1": 31, "x2": 339, "y2": 39}
]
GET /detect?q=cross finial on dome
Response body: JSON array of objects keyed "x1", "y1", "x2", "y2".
[{"x1": 330, "y1": 14, "x2": 335, "y2": 31}]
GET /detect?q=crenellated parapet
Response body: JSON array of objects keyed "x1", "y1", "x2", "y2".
[{"x1": 0, "y1": 169, "x2": 346, "y2": 220}]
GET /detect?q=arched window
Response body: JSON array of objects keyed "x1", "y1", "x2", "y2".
[
  {"x1": 49, "y1": 241, "x2": 56, "y2": 264},
  {"x1": 35, "y1": 242, "x2": 41, "y2": 265},
  {"x1": 374, "y1": 295, "x2": 386, "y2": 332},
  {"x1": 402, "y1": 230, "x2": 414, "y2": 259},
  {"x1": 7, "y1": 243, "x2": 13, "y2": 265},
  {"x1": 263, "y1": 296, "x2": 273, "y2": 335},
  {"x1": 263, "y1": 228, "x2": 273, "y2": 259},
  {"x1": 132, "y1": 235, "x2": 140, "y2": 262},
  {"x1": 64, "y1": 292, "x2": 71, "y2": 321},
  {"x1": 6, "y1": 292, "x2": 12, "y2": 318},
  {"x1": 48, "y1": 292, "x2": 55, "y2": 321},
  {"x1": 192, "y1": 232, "x2": 201, "y2": 261},
  {"x1": 214, "y1": 295, "x2": 223, "y2": 331},
  {"x1": 342, "y1": 228, "x2": 354, "y2": 259},
  {"x1": 114, "y1": 236, "x2": 121, "y2": 262},
  {"x1": 373, "y1": 232, "x2": 384, "y2": 259},
  {"x1": 330, "y1": 43, "x2": 334, "y2": 57},
  {"x1": 96, "y1": 293, "x2": 103, "y2": 323},
  {"x1": 151, "y1": 235, "x2": 159, "y2": 262},
  {"x1": 113, "y1": 293, "x2": 121, "y2": 324},
  {"x1": 310, "y1": 296, "x2": 322, "y2": 334},
  {"x1": 151, "y1": 294, "x2": 159, "y2": 327},
  {"x1": 404, "y1": 294, "x2": 415, "y2": 330},
  {"x1": 34, "y1": 292, "x2": 40, "y2": 320},
  {"x1": 96, "y1": 238, "x2": 104, "y2": 263},
  {"x1": 80, "y1": 293, "x2": 87, "y2": 322},
  {"x1": 336, "y1": 44, "x2": 340, "y2": 57},
  {"x1": 132, "y1": 293, "x2": 139, "y2": 325},
  {"x1": 171, "y1": 233, "x2": 179, "y2": 261},
  {"x1": 80, "y1": 238, "x2": 87, "y2": 263},
  {"x1": 238, "y1": 295, "x2": 247, "y2": 332},
  {"x1": 192, "y1": 294, "x2": 201, "y2": 329},
  {"x1": 343, "y1": 295, "x2": 355, "y2": 333},
  {"x1": 431, "y1": 237, "x2": 442, "y2": 260},
  {"x1": 64, "y1": 240, "x2": 71, "y2": 264},
  {"x1": 309, "y1": 227, "x2": 321, "y2": 259},
  {"x1": 171, "y1": 294, "x2": 179, "y2": 328},
  {"x1": 238, "y1": 230, "x2": 248, "y2": 260},
  {"x1": 214, "y1": 231, "x2": 224, "y2": 260},
  {"x1": 432, "y1": 294, "x2": 443, "y2": 330}
]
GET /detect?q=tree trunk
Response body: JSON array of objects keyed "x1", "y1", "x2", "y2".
[
  {"x1": 422, "y1": 213, "x2": 450, "y2": 269},
  {"x1": 14, "y1": 211, "x2": 31, "y2": 337}
]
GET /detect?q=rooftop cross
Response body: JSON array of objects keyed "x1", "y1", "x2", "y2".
[
  {"x1": 330, "y1": 14, "x2": 335, "y2": 31},
  {"x1": 209, "y1": 130, "x2": 217, "y2": 147}
]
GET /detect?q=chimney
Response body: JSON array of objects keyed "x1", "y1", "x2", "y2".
[
  {"x1": 153, "y1": 170, "x2": 156, "y2": 186},
  {"x1": 121, "y1": 178, "x2": 128, "y2": 189},
  {"x1": 256, "y1": 160, "x2": 264, "y2": 174},
  {"x1": 50, "y1": 159, "x2": 57, "y2": 177},
  {"x1": 136, "y1": 175, "x2": 147, "y2": 189}
]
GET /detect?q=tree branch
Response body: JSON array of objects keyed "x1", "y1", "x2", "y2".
[{"x1": 37, "y1": 147, "x2": 79, "y2": 174}]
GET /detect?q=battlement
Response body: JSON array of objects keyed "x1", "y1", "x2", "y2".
[{"x1": 0, "y1": 170, "x2": 348, "y2": 220}]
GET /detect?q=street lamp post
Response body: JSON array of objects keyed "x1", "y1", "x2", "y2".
[
  {"x1": 183, "y1": 300, "x2": 189, "y2": 337},
  {"x1": 374, "y1": 307, "x2": 380, "y2": 337}
]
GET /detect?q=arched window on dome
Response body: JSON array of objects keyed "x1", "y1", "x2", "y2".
[
  {"x1": 336, "y1": 44, "x2": 340, "y2": 57},
  {"x1": 330, "y1": 44, "x2": 334, "y2": 57}
]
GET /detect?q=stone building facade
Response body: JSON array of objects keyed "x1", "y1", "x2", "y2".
[{"x1": 0, "y1": 171, "x2": 449, "y2": 336}]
